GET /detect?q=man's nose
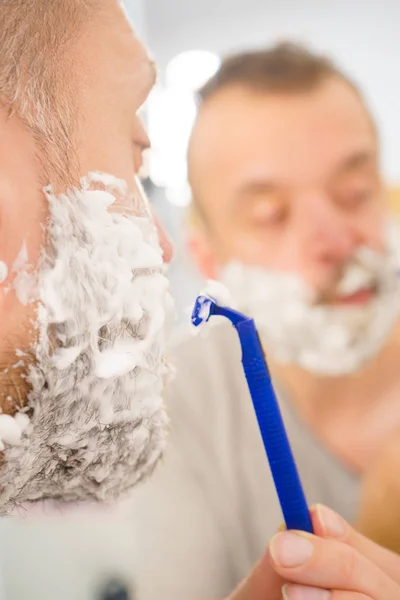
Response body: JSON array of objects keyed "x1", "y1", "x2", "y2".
[{"x1": 153, "y1": 213, "x2": 174, "y2": 264}]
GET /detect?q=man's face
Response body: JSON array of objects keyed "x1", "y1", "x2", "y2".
[
  {"x1": 189, "y1": 79, "x2": 385, "y2": 300},
  {"x1": 189, "y1": 79, "x2": 400, "y2": 375},
  {"x1": 0, "y1": 0, "x2": 174, "y2": 511},
  {"x1": 0, "y1": 0, "x2": 160, "y2": 384}
]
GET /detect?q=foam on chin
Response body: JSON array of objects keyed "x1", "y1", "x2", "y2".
[
  {"x1": 220, "y1": 218, "x2": 400, "y2": 376},
  {"x1": 0, "y1": 172, "x2": 174, "y2": 514}
]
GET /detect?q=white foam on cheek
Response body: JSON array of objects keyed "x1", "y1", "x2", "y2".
[
  {"x1": 0, "y1": 171, "x2": 174, "y2": 512},
  {"x1": 220, "y1": 224, "x2": 400, "y2": 376},
  {"x1": 11, "y1": 241, "x2": 37, "y2": 305},
  {"x1": 12, "y1": 360, "x2": 25, "y2": 369},
  {"x1": 0, "y1": 252, "x2": 33, "y2": 453},
  {"x1": 87, "y1": 172, "x2": 127, "y2": 194},
  {"x1": 94, "y1": 340, "x2": 146, "y2": 379},
  {"x1": 0, "y1": 262, "x2": 8, "y2": 284},
  {"x1": 51, "y1": 345, "x2": 84, "y2": 370},
  {"x1": 337, "y1": 247, "x2": 377, "y2": 296},
  {"x1": 0, "y1": 414, "x2": 30, "y2": 452},
  {"x1": 12, "y1": 241, "x2": 29, "y2": 271}
]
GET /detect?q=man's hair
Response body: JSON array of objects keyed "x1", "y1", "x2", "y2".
[
  {"x1": 189, "y1": 42, "x2": 373, "y2": 228},
  {"x1": 0, "y1": 0, "x2": 96, "y2": 184},
  {"x1": 198, "y1": 42, "x2": 363, "y2": 105}
]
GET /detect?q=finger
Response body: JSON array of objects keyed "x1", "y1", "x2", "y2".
[
  {"x1": 228, "y1": 549, "x2": 284, "y2": 600},
  {"x1": 269, "y1": 532, "x2": 399, "y2": 599},
  {"x1": 283, "y1": 584, "x2": 371, "y2": 599},
  {"x1": 311, "y1": 505, "x2": 400, "y2": 585}
]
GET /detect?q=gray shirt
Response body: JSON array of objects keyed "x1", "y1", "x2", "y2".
[{"x1": 129, "y1": 322, "x2": 360, "y2": 599}]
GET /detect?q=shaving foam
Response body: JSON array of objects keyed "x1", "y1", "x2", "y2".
[
  {"x1": 11, "y1": 241, "x2": 36, "y2": 305},
  {"x1": 0, "y1": 262, "x2": 7, "y2": 284},
  {"x1": 0, "y1": 172, "x2": 174, "y2": 513},
  {"x1": 221, "y1": 218, "x2": 400, "y2": 375},
  {"x1": 0, "y1": 414, "x2": 29, "y2": 451},
  {"x1": 202, "y1": 280, "x2": 234, "y2": 306},
  {"x1": 189, "y1": 280, "x2": 234, "y2": 336}
]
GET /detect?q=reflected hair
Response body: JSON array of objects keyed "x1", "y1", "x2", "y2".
[
  {"x1": 198, "y1": 42, "x2": 363, "y2": 104},
  {"x1": 189, "y1": 42, "x2": 375, "y2": 227}
]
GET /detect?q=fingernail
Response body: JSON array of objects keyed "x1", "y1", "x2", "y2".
[
  {"x1": 270, "y1": 532, "x2": 313, "y2": 568},
  {"x1": 277, "y1": 522, "x2": 287, "y2": 533},
  {"x1": 283, "y1": 584, "x2": 331, "y2": 600},
  {"x1": 316, "y1": 504, "x2": 346, "y2": 538}
]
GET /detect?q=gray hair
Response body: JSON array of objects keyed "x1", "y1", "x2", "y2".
[{"x1": 0, "y1": 0, "x2": 96, "y2": 184}]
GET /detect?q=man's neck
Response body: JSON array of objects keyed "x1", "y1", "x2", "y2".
[{"x1": 269, "y1": 319, "x2": 400, "y2": 473}]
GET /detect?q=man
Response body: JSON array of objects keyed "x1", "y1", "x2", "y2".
[
  {"x1": 0, "y1": 0, "x2": 176, "y2": 512},
  {"x1": 128, "y1": 44, "x2": 400, "y2": 599},
  {"x1": 0, "y1": 3, "x2": 174, "y2": 597}
]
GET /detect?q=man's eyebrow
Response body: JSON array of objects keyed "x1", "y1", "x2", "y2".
[
  {"x1": 225, "y1": 179, "x2": 280, "y2": 212},
  {"x1": 333, "y1": 150, "x2": 375, "y2": 176},
  {"x1": 236, "y1": 179, "x2": 278, "y2": 195},
  {"x1": 233, "y1": 179, "x2": 279, "y2": 203}
]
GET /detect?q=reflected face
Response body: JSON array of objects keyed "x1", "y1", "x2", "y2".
[
  {"x1": 0, "y1": 0, "x2": 174, "y2": 511},
  {"x1": 189, "y1": 79, "x2": 386, "y2": 301}
]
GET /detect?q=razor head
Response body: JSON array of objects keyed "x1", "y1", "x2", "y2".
[
  {"x1": 192, "y1": 294, "x2": 248, "y2": 328},
  {"x1": 191, "y1": 295, "x2": 216, "y2": 327}
]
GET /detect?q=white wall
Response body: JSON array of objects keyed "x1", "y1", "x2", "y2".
[
  {"x1": 124, "y1": 0, "x2": 147, "y2": 41},
  {"x1": 146, "y1": 0, "x2": 400, "y2": 183}
]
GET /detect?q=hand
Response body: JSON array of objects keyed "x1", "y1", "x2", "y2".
[
  {"x1": 228, "y1": 505, "x2": 400, "y2": 600},
  {"x1": 355, "y1": 428, "x2": 400, "y2": 553}
]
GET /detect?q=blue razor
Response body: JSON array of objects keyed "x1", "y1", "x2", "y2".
[{"x1": 192, "y1": 294, "x2": 313, "y2": 533}]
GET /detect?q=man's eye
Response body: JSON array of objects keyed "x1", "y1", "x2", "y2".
[
  {"x1": 246, "y1": 202, "x2": 286, "y2": 227},
  {"x1": 337, "y1": 188, "x2": 374, "y2": 209}
]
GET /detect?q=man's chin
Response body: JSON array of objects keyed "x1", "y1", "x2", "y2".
[
  {"x1": 0, "y1": 395, "x2": 168, "y2": 515},
  {"x1": 10, "y1": 495, "x2": 134, "y2": 518}
]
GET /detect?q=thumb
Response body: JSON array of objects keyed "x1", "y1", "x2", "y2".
[{"x1": 227, "y1": 548, "x2": 284, "y2": 600}]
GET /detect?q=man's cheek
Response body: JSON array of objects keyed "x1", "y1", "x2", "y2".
[
  {"x1": 0, "y1": 213, "x2": 46, "y2": 415},
  {"x1": 0, "y1": 192, "x2": 46, "y2": 293},
  {"x1": 0, "y1": 237, "x2": 39, "y2": 333}
]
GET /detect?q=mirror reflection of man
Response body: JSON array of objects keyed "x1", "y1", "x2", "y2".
[{"x1": 128, "y1": 44, "x2": 400, "y2": 599}]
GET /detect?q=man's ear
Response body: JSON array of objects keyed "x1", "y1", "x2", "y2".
[{"x1": 186, "y1": 228, "x2": 219, "y2": 279}]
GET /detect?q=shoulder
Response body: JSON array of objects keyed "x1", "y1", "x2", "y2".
[
  {"x1": 164, "y1": 320, "x2": 250, "y2": 444},
  {"x1": 168, "y1": 320, "x2": 243, "y2": 376}
]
